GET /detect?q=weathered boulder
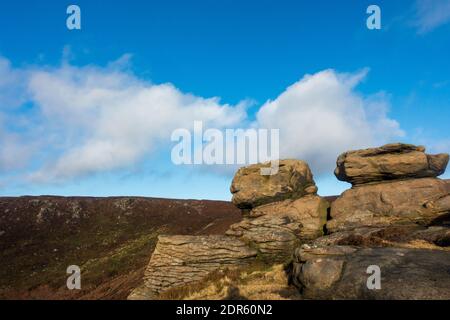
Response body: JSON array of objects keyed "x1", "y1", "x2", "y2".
[
  {"x1": 334, "y1": 143, "x2": 449, "y2": 186},
  {"x1": 226, "y1": 195, "x2": 329, "y2": 261},
  {"x1": 290, "y1": 245, "x2": 450, "y2": 299},
  {"x1": 230, "y1": 159, "x2": 317, "y2": 209},
  {"x1": 127, "y1": 235, "x2": 257, "y2": 299},
  {"x1": 327, "y1": 177, "x2": 450, "y2": 233}
]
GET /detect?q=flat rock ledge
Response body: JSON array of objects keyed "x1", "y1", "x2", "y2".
[
  {"x1": 128, "y1": 235, "x2": 257, "y2": 299},
  {"x1": 312, "y1": 225, "x2": 450, "y2": 248},
  {"x1": 290, "y1": 245, "x2": 450, "y2": 300}
]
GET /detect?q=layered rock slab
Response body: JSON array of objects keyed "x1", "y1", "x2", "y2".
[
  {"x1": 230, "y1": 159, "x2": 317, "y2": 209},
  {"x1": 327, "y1": 177, "x2": 450, "y2": 233},
  {"x1": 226, "y1": 195, "x2": 329, "y2": 261},
  {"x1": 128, "y1": 235, "x2": 257, "y2": 299},
  {"x1": 290, "y1": 245, "x2": 450, "y2": 299},
  {"x1": 313, "y1": 225, "x2": 450, "y2": 248},
  {"x1": 334, "y1": 143, "x2": 449, "y2": 186}
]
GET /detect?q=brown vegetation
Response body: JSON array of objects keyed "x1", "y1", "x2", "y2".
[{"x1": 0, "y1": 196, "x2": 241, "y2": 299}]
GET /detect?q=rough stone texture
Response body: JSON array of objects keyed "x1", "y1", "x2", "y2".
[
  {"x1": 327, "y1": 177, "x2": 450, "y2": 233},
  {"x1": 128, "y1": 235, "x2": 257, "y2": 299},
  {"x1": 335, "y1": 143, "x2": 449, "y2": 186},
  {"x1": 226, "y1": 195, "x2": 329, "y2": 260},
  {"x1": 297, "y1": 258, "x2": 345, "y2": 291},
  {"x1": 230, "y1": 159, "x2": 317, "y2": 209},
  {"x1": 290, "y1": 245, "x2": 450, "y2": 299},
  {"x1": 313, "y1": 225, "x2": 450, "y2": 248}
]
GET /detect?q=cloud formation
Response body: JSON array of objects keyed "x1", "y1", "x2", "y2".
[
  {"x1": 256, "y1": 69, "x2": 403, "y2": 175},
  {"x1": 414, "y1": 0, "x2": 450, "y2": 34},
  {"x1": 0, "y1": 57, "x2": 27, "y2": 108},
  {"x1": 0, "y1": 55, "x2": 403, "y2": 185},
  {"x1": 26, "y1": 61, "x2": 248, "y2": 181}
]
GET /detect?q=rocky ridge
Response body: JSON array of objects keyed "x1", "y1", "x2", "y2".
[
  {"x1": 291, "y1": 143, "x2": 450, "y2": 299},
  {"x1": 328, "y1": 144, "x2": 450, "y2": 233},
  {"x1": 130, "y1": 143, "x2": 450, "y2": 300},
  {"x1": 130, "y1": 159, "x2": 328, "y2": 298}
]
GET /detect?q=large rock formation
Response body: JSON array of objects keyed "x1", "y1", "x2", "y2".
[
  {"x1": 290, "y1": 245, "x2": 450, "y2": 299},
  {"x1": 334, "y1": 143, "x2": 449, "y2": 186},
  {"x1": 128, "y1": 235, "x2": 257, "y2": 299},
  {"x1": 227, "y1": 160, "x2": 329, "y2": 260},
  {"x1": 129, "y1": 159, "x2": 328, "y2": 299},
  {"x1": 231, "y1": 159, "x2": 317, "y2": 209},
  {"x1": 129, "y1": 143, "x2": 450, "y2": 300},
  {"x1": 328, "y1": 143, "x2": 450, "y2": 233},
  {"x1": 287, "y1": 143, "x2": 450, "y2": 300},
  {"x1": 226, "y1": 195, "x2": 328, "y2": 261}
]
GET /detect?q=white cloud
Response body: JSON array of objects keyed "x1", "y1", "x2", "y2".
[
  {"x1": 0, "y1": 130, "x2": 31, "y2": 173},
  {"x1": 414, "y1": 0, "x2": 450, "y2": 34},
  {"x1": 256, "y1": 69, "x2": 404, "y2": 175},
  {"x1": 25, "y1": 59, "x2": 248, "y2": 181},
  {"x1": 0, "y1": 57, "x2": 27, "y2": 108},
  {"x1": 0, "y1": 60, "x2": 34, "y2": 174},
  {"x1": 0, "y1": 54, "x2": 403, "y2": 184}
]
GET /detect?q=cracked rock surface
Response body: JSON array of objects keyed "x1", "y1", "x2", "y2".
[
  {"x1": 128, "y1": 235, "x2": 257, "y2": 299},
  {"x1": 327, "y1": 177, "x2": 450, "y2": 233},
  {"x1": 227, "y1": 195, "x2": 329, "y2": 261},
  {"x1": 290, "y1": 245, "x2": 450, "y2": 299}
]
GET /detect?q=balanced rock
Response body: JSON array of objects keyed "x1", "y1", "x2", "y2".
[
  {"x1": 231, "y1": 159, "x2": 317, "y2": 209},
  {"x1": 335, "y1": 143, "x2": 449, "y2": 185},
  {"x1": 226, "y1": 195, "x2": 329, "y2": 261},
  {"x1": 327, "y1": 177, "x2": 450, "y2": 233},
  {"x1": 128, "y1": 235, "x2": 257, "y2": 299},
  {"x1": 290, "y1": 245, "x2": 450, "y2": 299}
]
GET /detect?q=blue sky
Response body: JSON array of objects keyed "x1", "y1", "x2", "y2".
[{"x1": 0, "y1": 0, "x2": 449, "y2": 199}]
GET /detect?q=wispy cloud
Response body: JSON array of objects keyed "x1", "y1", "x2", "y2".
[{"x1": 414, "y1": 0, "x2": 450, "y2": 34}]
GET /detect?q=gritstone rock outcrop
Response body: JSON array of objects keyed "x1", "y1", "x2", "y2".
[
  {"x1": 128, "y1": 235, "x2": 257, "y2": 299},
  {"x1": 227, "y1": 160, "x2": 328, "y2": 261},
  {"x1": 230, "y1": 159, "x2": 318, "y2": 209},
  {"x1": 129, "y1": 159, "x2": 328, "y2": 298},
  {"x1": 129, "y1": 143, "x2": 450, "y2": 300},
  {"x1": 334, "y1": 143, "x2": 449, "y2": 185},
  {"x1": 288, "y1": 143, "x2": 450, "y2": 300},
  {"x1": 328, "y1": 143, "x2": 450, "y2": 233}
]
